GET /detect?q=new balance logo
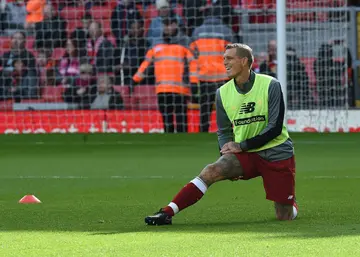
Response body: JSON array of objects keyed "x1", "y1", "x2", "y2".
[
  {"x1": 288, "y1": 195, "x2": 294, "y2": 200},
  {"x1": 239, "y1": 102, "x2": 256, "y2": 114}
]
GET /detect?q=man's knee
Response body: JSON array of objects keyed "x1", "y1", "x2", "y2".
[
  {"x1": 198, "y1": 154, "x2": 244, "y2": 186},
  {"x1": 275, "y1": 202, "x2": 296, "y2": 221},
  {"x1": 198, "y1": 163, "x2": 224, "y2": 186}
]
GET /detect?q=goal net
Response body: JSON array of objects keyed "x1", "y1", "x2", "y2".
[{"x1": 0, "y1": 0, "x2": 356, "y2": 134}]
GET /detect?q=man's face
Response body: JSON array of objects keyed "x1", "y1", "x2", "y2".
[
  {"x1": 129, "y1": 22, "x2": 143, "y2": 38},
  {"x1": 164, "y1": 22, "x2": 177, "y2": 36},
  {"x1": 11, "y1": 32, "x2": 25, "y2": 50},
  {"x1": 89, "y1": 22, "x2": 101, "y2": 40},
  {"x1": 37, "y1": 53, "x2": 47, "y2": 67},
  {"x1": 268, "y1": 40, "x2": 277, "y2": 59},
  {"x1": 223, "y1": 48, "x2": 246, "y2": 79},
  {"x1": 43, "y1": 5, "x2": 53, "y2": 19},
  {"x1": 80, "y1": 69, "x2": 92, "y2": 80},
  {"x1": 82, "y1": 19, "x2": 91, "y2": 31},
  {"x1": 97, "y1": 77, "x2": 110, "y2": 93},
  {"x1": 159, "y1": 7, "x2": 169, "y2": 17},
  {"x1": 66, "y1": 39, "x2": 75, "y2": 56},
  {"x1": 14, "y1": 60, "x2": 24, "y2": 73}
]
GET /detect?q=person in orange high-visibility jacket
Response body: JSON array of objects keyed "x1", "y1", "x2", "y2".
[
  {"x1": 133, "y1": 16, "x2": 198, "y2": 133},
  {"x1": 190, "y1": 9, "x2": 236, "y2": 132},
  {"x1": 25, "y1": 0, "x2": 46, "y2": 26}
]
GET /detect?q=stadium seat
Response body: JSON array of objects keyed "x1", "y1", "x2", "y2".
[
  {"x1": 230, "y1": 0, "x2": 241, "y2": 7},
  {"x1": 0, "y1": 100, "x2": 13, "y2": 111},
  {"x1": 51, "y1": 48, "x2": 66, "y2": 61},
  {"x1": 66, "y1": 20, "x2": 84, "y2": 36},
  {"x1": 144, "y1": 4, "x2": 158, "y2": 34},
  {"x1": 60, "y1": 6, "x2": 85, "y2": 20},
  {"x1": 21, "y1": 99, "x2": 46, "y2": 103},
  {"x1": 113, "y1": 85, "x2": 132, "y2": 110},
  {"x1": 0, "y1": 36, "x2": 11, "y2": 55},
  {"x1": 136, "y1": 3, "x2": 144, "y2": 18},
  {"x1": 132, "y1": 85, "x2": 158, "y2": 110},
  {"x1": 300, "y1": 57, "x2": 316, "y2": 89},
  {"x1": 99, "y1": 19, "x2": 112, "y2": 36},
  {"x1": 243, "y1": 0, "x2": 276, "y2": 23},
  {"x1": 90, "y1": 6, "x2": 113, "y2": 20},
  {"x1": 107, "y1": 34, "x2": 116, "y2": 47},
  {"x1": 106, "y1": 0, "x2": 117, "y2": 9},
  {"x1": 41, "y1": 86, "x2": 66, "y2": 102},
  {"x1": 287, "y1": 0, "x2": 315, "y2": 22},
  {"x1": 173, "y1": 3, "x2": 183, "y2": 18},
  {"x1": 300, "y1": 57, "x2": 318, "y2": 104},
  {"x1": 26, "y1": 36, "x2": 36, "y2": 57},
  {"x1": 26, "y1": 36, "x2": 35, "y2": 50}
]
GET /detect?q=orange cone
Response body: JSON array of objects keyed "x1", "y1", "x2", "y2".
[{"x1": 18, "y1": 195, "x2": 41, "y2": 204}]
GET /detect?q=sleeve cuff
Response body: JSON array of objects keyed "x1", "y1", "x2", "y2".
[{"x1": 239, "y1": 141, "x2": 248, "y2": 151}]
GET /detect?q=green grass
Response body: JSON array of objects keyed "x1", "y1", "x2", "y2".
[{"x1": 0, "y1": 133, "x2": 360, "y2": 256}]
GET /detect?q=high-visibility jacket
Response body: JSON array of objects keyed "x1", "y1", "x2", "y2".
[
  {"x1": 190, "y1": 17, "x2": 235, "y2": 83},
  {"x1": 133, "y1": 43, "x2": 198, "y2": 96},
  {"x1": 26, "y1": 0, "x2": 46, "y2": 24}
]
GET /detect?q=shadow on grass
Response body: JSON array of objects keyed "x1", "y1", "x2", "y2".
[
  {"x1": 87, "y1": 217, "x2": 360, "y2": 239},
  {"x1": 2, "y1": 209, "x2": 359, "y2": 239}
]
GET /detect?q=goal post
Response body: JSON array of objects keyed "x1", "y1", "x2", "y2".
[{"x1": 276, "y1": 0, "x2": 287, "y2": 111}]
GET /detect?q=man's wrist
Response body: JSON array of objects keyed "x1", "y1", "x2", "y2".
[{"x1": 239, "y1": 141, "x2": 248, "y2": 151}]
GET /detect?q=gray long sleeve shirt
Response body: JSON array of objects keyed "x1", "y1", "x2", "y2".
[{"x1": 216, "y1": 72, "x2": 294, "y2": 162}]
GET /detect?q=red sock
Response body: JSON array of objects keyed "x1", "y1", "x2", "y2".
[{"x1": 163, "y1": 177, "x2": 207, "y2": 216}]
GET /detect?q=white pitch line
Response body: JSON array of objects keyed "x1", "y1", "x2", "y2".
[
  {"x1": 1, "y1": 175, "x2": 360, "y2": 180},
  {"x1": 1, "y1": 140, "x2": 358, "y2": 146},
  {"x1": 2, "y1": 175, "x2": 198, "y2": 179},
  {"x1": 311, "y1": 176, "x2": 360, "y2": 179}
]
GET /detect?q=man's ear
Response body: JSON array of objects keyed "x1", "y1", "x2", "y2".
[{"x1": 241, "y1": 57, "x2": 248, "y2": 66}]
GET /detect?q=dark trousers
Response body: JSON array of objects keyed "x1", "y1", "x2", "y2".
[
  {"x1": 157, "y1": 93, "x2": 188, "y2": 133},
  {"x1": 199, "y1": 81, "x2": 224, "y2": 132}
]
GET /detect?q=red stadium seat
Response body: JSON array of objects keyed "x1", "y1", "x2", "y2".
[
  {"x1": 51, "y1": 48, "x2": 66, "y2": 61},
  {"x1": 90, "y1": 6, "x2": 113, "y2": 20},
  {"x1": 0, "y1": 36, "x2": 11, "y2": 55},
  {"x1": 41, "y1": 86, "x2": 66, "y2": 102},
  {"x1": 21, "y1": 99, "x2": 46, "y2": 103},
  {"x1": 287, "y1": 0, "x2": 315, "y2": 22},
  {"x1": 173, "y1": 3, "x2": 184, "y2": 17},
  {"x1": 60, "y1": 6, "x2": 85, "y2": 20},
  {"x1": 300, "y1": 57, "x2": 316, "y2": 89},
  {"x1": 66, "y1": 20, "x2": 84, "y2": 36},
  {"x1": 244, "y1": 0, "x2": 276, "y2": 23},
  {"x1": 132, "y1": 85, "x2": 158, "y2": 110},
  {"x1": 108, "y1": 0, "x2": 118, "y2": 9},
  {"x1": 136, "y1": 3, "x2": 144, "y2": 17},
  {"x1": 107, "y1": 34, "x2": 116, "y2": 47},
  {"x1": 230, "y1": 0, "x2": 241, "y2": 7},
  {"x1": 113, "y1": 85, "x2": 133, "y2": 109},
  {"x1": 99, "y1": 19, "x2": 112, "y2": 36},
  {"x1": 0, "y1": 100, "x2": 13, "y2": 111},
  {"x1": 144, "y1": 4, "x2": 158, "y2": 34}
]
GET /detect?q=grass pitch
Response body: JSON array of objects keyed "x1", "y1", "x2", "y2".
[{"x1": 0, "y1": 133, "x2": 360, "y2": 257}]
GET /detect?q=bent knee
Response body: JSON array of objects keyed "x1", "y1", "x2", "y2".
[{"x1": 199, "y1": 163, "x2": 223, "y2": 186}]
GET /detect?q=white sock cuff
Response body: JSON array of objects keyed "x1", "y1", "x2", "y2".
[
  {"x1": 168, "y1": 202, "x2": 179, "y2": 214},
  {"x1": 190, "y1": 177, "x2": 207, "y2": 194},
  {"x1": 292, "y1": 205, "x2": 298, "y2": 220}
]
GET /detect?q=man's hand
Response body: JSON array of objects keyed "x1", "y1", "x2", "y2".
[{"x1": 220, "y1": 142, "x2": 242, "y2": 155}]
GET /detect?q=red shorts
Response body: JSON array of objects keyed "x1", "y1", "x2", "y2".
[{"x1": 235, "y1": 153, "x2": 296, "y2": 205}]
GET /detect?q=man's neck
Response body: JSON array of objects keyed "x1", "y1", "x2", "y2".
[{"x1": 235, "y1": 70, "x2": 251, "y2": 90}]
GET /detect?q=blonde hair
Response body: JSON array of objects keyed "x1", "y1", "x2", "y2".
[{"x1": 226, "y1": 43, "x2": 254, "y2": 68}]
